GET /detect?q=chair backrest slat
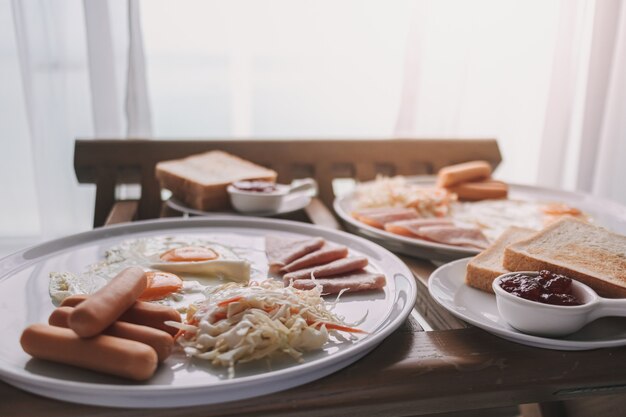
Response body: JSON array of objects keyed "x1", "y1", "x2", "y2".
[{"x1": 74, "y1": 138, "x2": 502, "y2": 227}]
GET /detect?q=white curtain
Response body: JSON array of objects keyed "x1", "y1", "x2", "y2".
[
  {"x1": 396, "y1": 0, "x2": 626, "y2": 204},
  {"x1": 578, "y1": 0, "x2": 626, "y2": 203},
  {"x1": 395, "y1": 0, "x2": 565, "y2": 182},
  {"x1": 4, "y1": 0, "x2": 94, "y2": 245},
  {"x1": 0, "y1": 0, "x2": 151, "y2": 255},
  {"x1": 1, "y1": 0, "x2": 626, "y2": 256},
  {"x1": 536, "y1": 0, "x2": 626, "y2": 203}
]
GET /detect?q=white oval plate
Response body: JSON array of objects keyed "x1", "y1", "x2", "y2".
[
  {"x1": 0, "y1": 217, "x2": 415, "y2": 408},
  {"x1": 429, "y1": 258, "x2": 626, "y2": 350},
  {"x1": 334, "y1": 177, "x2": 626, "y2": 262},
  {"x1": 167, "y1": 192, "x2": 311, "y2": 217}
]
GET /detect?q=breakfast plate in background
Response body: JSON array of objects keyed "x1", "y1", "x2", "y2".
[
  {"x1": 334, "y1": 176, "x2": 626, "y2": 262},
  {"x1": 0, "y1": 217, "x2": 415, "y2": 408},
  {"x1": 167, "y1": 178, "x2": 317, "y2": 217},
  {"x1": 156, "y1": 151, "x2": 318, "y2": 218},
  {"x1": 167, "y1": 191, "x2": 312, "y2": 218},
  {"x1": 428, "y1": 258, "x2": 626, "y2": 350}
]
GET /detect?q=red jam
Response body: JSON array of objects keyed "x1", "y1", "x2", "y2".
[
  {"x1": 499, "y1": 270, "x2": 583, "y2": 306},
  {"x1": 232, "y1": 180, "x2": 277, "y2": 193}
]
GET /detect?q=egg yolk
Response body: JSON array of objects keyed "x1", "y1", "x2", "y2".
[
  {"x1": 139, "y1": 271, "x2": 183, "y2": 301},
  {"x1": 542, "y1": 203, "x2": 581, "y2": 216},
  {"x1": 160, "y1": 246, "x2": 219, "y2": 262}
]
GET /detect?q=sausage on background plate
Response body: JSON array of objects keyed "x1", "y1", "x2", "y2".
[{"x1": 437, "y1": 161, "x2": 492, "y2": 187}]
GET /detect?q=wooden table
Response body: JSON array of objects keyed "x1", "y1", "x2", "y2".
[{"x1": 3, "y1": 199, "x2": 626, "y2": 417}]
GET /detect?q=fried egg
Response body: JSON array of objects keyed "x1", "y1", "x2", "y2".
[
  {"x1": 49, "y1": 235, "x2": 252, "y2": 313},
  {"x1": 49, "y1": 272, "x2": 107, "y2": 305},
  {"x1": 451, "y1": 199, "x2": 589, "y2": 242}
]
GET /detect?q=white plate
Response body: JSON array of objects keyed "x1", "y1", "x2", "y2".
[
  {"x1": 334, "y1": 177, "x2": 626, "y2": 262},
  {"x1": 167, "y1": 192, "x2": 311, "y2": 217},
  {"x1": 429, "y1": 258, "x2": 626, "y2": 350},
  {"x1": 0, "y1": 217, "x2": 416, "y2": 408}
]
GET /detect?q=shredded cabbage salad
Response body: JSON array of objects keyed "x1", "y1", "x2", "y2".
[
  {"x1": 168, "y1": 280, "x2": 364, "y2": 377},
  {"x1": 354, "y1": 175, "x2": 454, "y2": 217}
]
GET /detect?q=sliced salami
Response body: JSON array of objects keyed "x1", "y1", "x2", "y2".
[
  {"x1": 384, "y1": 218, "x2": 453, "y2": 237},
  {"x1": 280, "y1": 245, "x2": 349, "y2": 273},
  {"x1": 282, "y1": 257, "x2": 369, "y2": 283},
  {"x1": 265, "y1": 235, "x2": 325, "y2": 273},
  {"x1": 290, "y1": 271, "x2": 386, "y2": 294}
]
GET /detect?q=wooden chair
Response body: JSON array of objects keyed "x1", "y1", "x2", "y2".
[{"x1": 73, "y1": 138, "x2": 502, "y2": 227}]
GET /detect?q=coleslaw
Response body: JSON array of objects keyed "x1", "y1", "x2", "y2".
[
  {"x1": 353, "y1": 175, "x2": 454, "y2": 217},
  {"x1": 168, "y1": 280, "x2": 364, "y2": 377}
]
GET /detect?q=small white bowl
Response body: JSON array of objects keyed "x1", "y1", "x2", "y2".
[
  {"x1": 227, "y1": 178, "x2": 317, "y2": 213},
  {"x1": 491, "y1": 271, "x2": 625, "y2": 337}
]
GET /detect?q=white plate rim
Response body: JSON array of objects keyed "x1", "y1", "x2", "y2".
[
  {"x1": 0, "y1": 216, "x2": 416, "y2": 404},
  {"x1": 428, "y1": 258, "x2": 626, "y2": 350},
  {"x1": 167, "y1": 193, "x2": 312, "y2": 217}
]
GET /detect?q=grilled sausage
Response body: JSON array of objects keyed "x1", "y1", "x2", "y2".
[
  {"x1": 68, "y1": 267, "x2": 147, "y2": 338},
  {"x1": 20, "y1": 324, "x2": 157, "y2": 380},
  {"x1": 61, "y1": 294, "x2": 181, "y2": 336},
  {"x1": 446, "y1": 180, "x2": 508, "y2": 201},
  {"x1": 436, "y1": 161, "x2": 492, "y2": 187},
  {"x1": 49, "y1": 307, "x2": 174, "y2": 362}
]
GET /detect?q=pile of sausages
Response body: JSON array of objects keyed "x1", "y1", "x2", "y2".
[
  {"x1": 20, "y1": 267, "x2": 181, "y2": 381},
  {"x1": 437, "y1": 160, "x2": 508, "y2": 201}
]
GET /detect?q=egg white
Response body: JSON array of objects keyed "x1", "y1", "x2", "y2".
[
  {"x1": 450, "y1": 199, "x2": 547, "y2": 242},
  {"x1": 49, "y1": 236, "x2": 252, "y2": 313},
  {"x1": 49, "y1": 272, "x2": 107, "y2": 305}
]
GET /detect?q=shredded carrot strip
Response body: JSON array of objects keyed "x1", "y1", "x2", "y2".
[
  {"x1": 212, "y1": 311, "x2": 228, "y2": 322},
  {"x1": 217, "y1": 296, "x2": 243, "y2": 308},
  {"x1": 307, "y1": 320, "x2": 366, "y2": 334}
]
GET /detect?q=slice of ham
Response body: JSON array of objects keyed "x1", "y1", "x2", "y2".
[
  {"x1": 280, "y1": 245, "x2": 349, "y2": 273},
  {"x1": 417, "y1": 225, "x2": 489, "y2": 249},
  {"x1": 266, "y1": 235, "x2": 325, "y2": 273},
  {"x1": 384, "y1": 218, "x2": 454, "y2": 237},
  {"x1": 282, "y1": 256, "x2": 369, "y2": 283},
  {"x1": 290, "y1": 271, "x2": 386, "y2": 294},
  {"x1": 352, "y1": 207, "x2": 419, "y2": 229},
  {"x1": 352, "y1": 207, "x2": 400, "y2": 218}
]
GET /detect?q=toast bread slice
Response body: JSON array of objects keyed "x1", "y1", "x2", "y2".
[
  {"x1": 155, "y1": 151, "x2": 277, "y2": 211},
  {"x1": 465, "y1": 226, "x2": 534, "y2": 293},
  {"x1": 503, "y1": 217, "x2": 626, "y2": 298}
]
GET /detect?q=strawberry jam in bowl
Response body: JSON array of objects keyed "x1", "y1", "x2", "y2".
[
  {"x1": 232, "y1": 180, "x2": 278, "y2": 193},
  {"x1": 498, "y1": 270, "x2": 583, "y2": 306}
]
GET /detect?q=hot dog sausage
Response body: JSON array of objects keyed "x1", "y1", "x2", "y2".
[
  {"x1": 61, "y1": 294, "x2": 181, "y2": 336},
  {"x1": 68, "y1": 267, "x2": 147, "y2": 338},
  {"x1": 48, "y1": 306, "x2": 73, "y2": 327},
  {"x1": 446, "y1": 179, "x2": 508, "y2": 201},
  {"x1": 20, "y1": 324, "x2": 157, "y2": 381},
  {"x1": 49, "y1": 307, "x2": 174, "y2": 362},
  {"x1": 436, "y1": 161, "x2": 492, "y2": 187}
]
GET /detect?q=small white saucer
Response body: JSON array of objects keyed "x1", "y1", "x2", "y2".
[
  {"x1": 166, "y1": 193, "x2": 312, "y2": 217},
  {"x1": 428, "y1": 258, "x2": 626, "y2": 350}
]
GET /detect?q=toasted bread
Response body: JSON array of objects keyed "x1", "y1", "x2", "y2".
[
  {"x1": 155, "y1": 151, "x2": 277, "y2": 211},
  {"x1": 503, "y1": 218, "x2": 626, "y2": 298},
  {"x1": 465, "y1": 226, "x2": 534, "y2": 293}
]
